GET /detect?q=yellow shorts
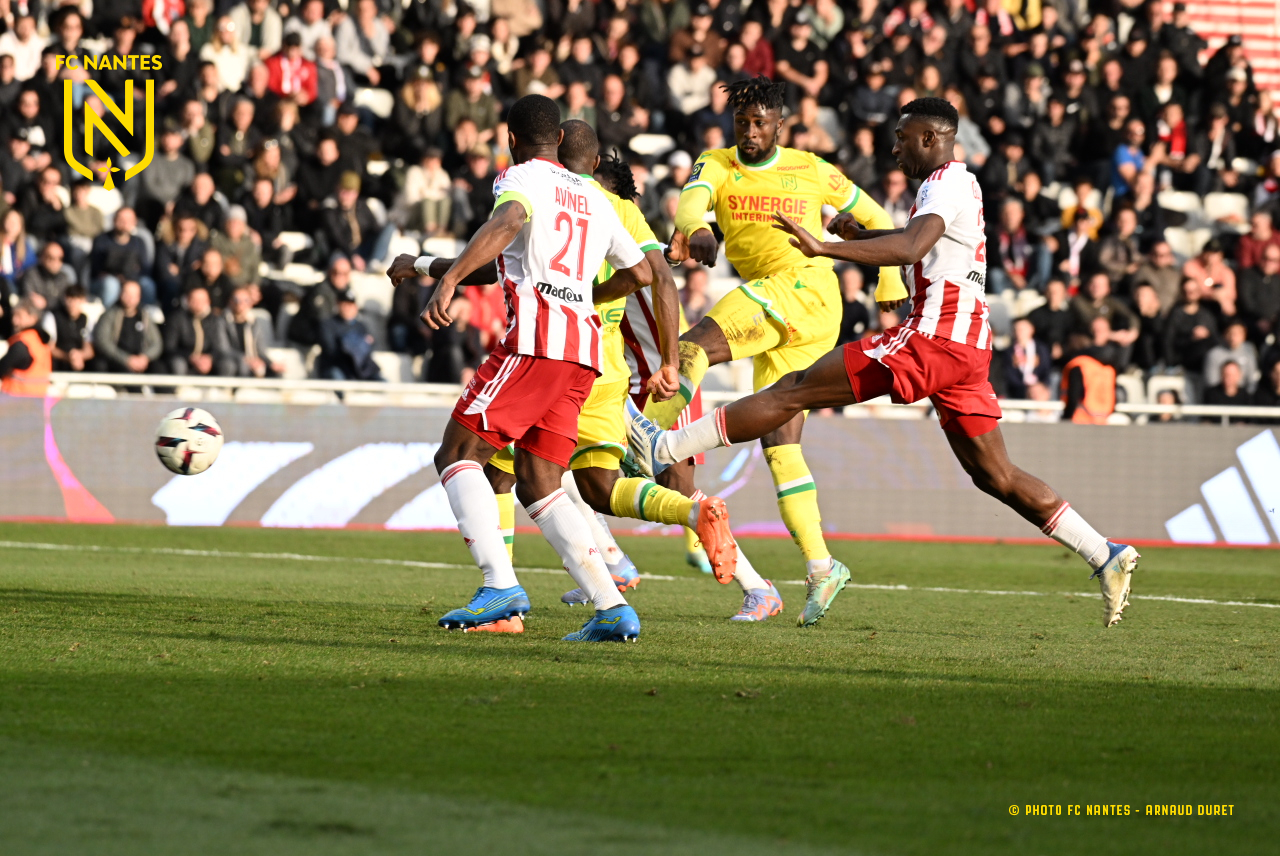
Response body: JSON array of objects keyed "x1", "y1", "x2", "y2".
[
  {"x1": 486, "y1": 378, "x2": 630, "y2": 474},
  {"x1": 706, "y1": 265, "x2": 841, "y2": 391}
]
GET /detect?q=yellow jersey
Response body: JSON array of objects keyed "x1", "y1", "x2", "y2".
[
  {"x1": 678, "y1": 146, "x2": 905, "y2": 298},
  {"x1": 589, "y1": 177, "x2": 661, "y2": 384}
]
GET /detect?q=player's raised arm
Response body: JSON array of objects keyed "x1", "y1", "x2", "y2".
[
  {"x1": 673, "y1": 153, "x2": 725, "y2": 267},
  {"x1": 772, "y1": 210, "x2": 946, "y2": 268},
  {"x1": 421, "y1": 199, "x2": 526, "y2": 329}
]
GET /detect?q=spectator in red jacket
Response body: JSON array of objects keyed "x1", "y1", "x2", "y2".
[
  {"x1": 1237, "y1": 211, "x2": 1280, "y2": 270},
  {"x1": 264, "y1": 32, "x2": 317, "y2": 105}
]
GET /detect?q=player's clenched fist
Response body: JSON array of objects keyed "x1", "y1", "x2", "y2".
[
  {"x1": 826, "y1": 212, "x2": 863, "y2": 241},
  {"x1": 421, "y1": 279, "x2": 456, "y2": 329},
  {"x1": 387, "y1": 253, "x2": 420, "y2": 286},
  {"x1": 686, "y1": 228, "x2": 719, "y2": 267},
  {"x1": 646, "y1": 364, "x2": 680, "y2": 402}
]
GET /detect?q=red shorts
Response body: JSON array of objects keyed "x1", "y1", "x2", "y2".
[
  {"x1": 842, "y1": 327, "x2": 1003, "y2": 438},
  {"x1": 452, "y1": 345, "x2": 596, "y2": 467},
  {"x1": 630, "y1": 386, "x2": 705, "y2": 465}
]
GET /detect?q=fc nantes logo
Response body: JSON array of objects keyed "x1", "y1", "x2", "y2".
[
  {"x1": 781, "y1": 174, "x2": 798, "y2": 191},
  {"x1": 57, "y1": 55, "x2": 158, "y2": 190}
]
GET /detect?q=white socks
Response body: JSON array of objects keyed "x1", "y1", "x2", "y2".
[
  {"x1": 439, "y1": 461, "x2": 519, "y2": 590},
  {"x1": 560, "y1": 470, "x2": 625, "y2": 565},
  {"x1": 734, "y1": 544, "x2": 768, "y2": 592},
  {"x1": 1043, "y1": 503, "x2": 1110, "y2": 570},
  {"x1": 806, "y1": 556, "x2": 834, "y2": 577},
  {"x1": 527, "y1": 489, "x2": 626, "y2": 611},
  {"x1": 658, "y1": 407, "x2": 731, "y2": 465}
]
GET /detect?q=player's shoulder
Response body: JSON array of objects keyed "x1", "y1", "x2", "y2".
[
  {"x1": 693, "y1": 147, "x2": 736, "y2": 167},
  {"x1": 921, "y1": 161, "x2": 973, "y2": 187}
]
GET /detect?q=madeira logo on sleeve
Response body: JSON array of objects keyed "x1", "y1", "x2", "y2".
[{"x1": 56, "y1": 53, "x2": 161, "y2": 190}]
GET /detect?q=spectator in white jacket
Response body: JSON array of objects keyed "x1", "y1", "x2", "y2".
[
  {"x1": 667, "y1": 46, "x2": 717, "y2": 115},
  {"x1": 200, "y1": 17, "x2": 251, "y2": 93},
  {"x1": 334, "y1": 0, "x2": 391, "y2": 86},
  {"x1": 228, "y1": 0, "x2": 283, "y2": 61}
]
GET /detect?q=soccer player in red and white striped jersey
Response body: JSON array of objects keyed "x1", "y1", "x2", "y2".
[
  {"x1": 628, "y1": 98, "x2": 1140, "y2": 630},
  {"x1": 388, "y1": 95, "x2": 677, "y2": 641}
]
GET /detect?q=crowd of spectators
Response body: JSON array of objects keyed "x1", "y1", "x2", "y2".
[{"x1": 0, "y1": 0, "x2": 1278, "y2": 410}]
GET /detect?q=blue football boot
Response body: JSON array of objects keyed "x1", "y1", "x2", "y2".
[
  {"x1": 562, "y1": 605, "x2": 641, "y2": 642},
  {"x1": 438, "y1": 585, "x2": 530, "y2": 630},
  {"x1": 624, "y1": 398, "x2": 670, "y2": 477}
]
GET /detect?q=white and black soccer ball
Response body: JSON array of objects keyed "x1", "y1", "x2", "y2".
[{"x1": 154, "y1": 407, "x2": 224, "y2": 475}]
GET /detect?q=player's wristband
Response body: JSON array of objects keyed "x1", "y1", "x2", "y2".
[
  {"x1": 413, "y1": 255, "x2": 438, "y2": 277},
  {"x1": 659, "y1": 243, "x2": 682, "y2": 268}
]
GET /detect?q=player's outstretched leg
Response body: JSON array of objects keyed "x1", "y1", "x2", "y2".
[
  {"x1": 434, "y1": 426, "x2": 529, "y2": 633},
  {"x1": 627, "y1": 350, "x2": 855, "y2": 474},
  {"x1": 943, "y1": 426, "x2": 1140, "y2": 627},
  {"x1": 560, "y1": 471, "x2": 639, "y2": 593}
]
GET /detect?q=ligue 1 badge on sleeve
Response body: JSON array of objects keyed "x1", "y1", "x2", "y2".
[{"x1": 56, "y1": 53, "x2": 161, "y2": 190}]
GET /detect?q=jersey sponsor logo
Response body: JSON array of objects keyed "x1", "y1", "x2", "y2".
[
  {"x1": 967, "y1": 270, "x2": 985, "y2": 285},
  {"x1": 775, "y1": 164, "x2": 810, "y2": 171},
  {"x1": 554, "y1": 187, "x2": 593, "y2": 214},
  {"x1": 829, "y1": 173, "x2": 848, "y2": 191},
  {"x1": 536, "y1": 281, "x2": 585, "y2": 303},
  {"x1": 602, "y1": 306, "x2": 626, "y2": 323},
  {"x1": 725, "y1": 195, "x2": 811, "y2": 222}
]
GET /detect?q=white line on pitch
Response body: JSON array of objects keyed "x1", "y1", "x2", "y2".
[{"x1": 0, "y1": 540, "x2": 1274, "y2": 610}]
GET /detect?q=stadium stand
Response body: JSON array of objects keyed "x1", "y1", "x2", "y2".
[{"x1": 1, "y1": 0, "x2": 1279, "y2": 423}]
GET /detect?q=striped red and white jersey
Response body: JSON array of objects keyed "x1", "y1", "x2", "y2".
[
  {"x1": 493, "y1": 158, "x2": 646, "y2": 372},
  {"x1": 900, "y1": 161, "x2": 992, "y2": 350},
  {"x1": 621, "y1": 286, "x2": 664, "y2": 396}
]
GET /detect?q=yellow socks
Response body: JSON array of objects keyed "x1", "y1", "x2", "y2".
[
  {"x1": 610, "y1": 477, "x2": 697, "y2": 527},
  {"x1": 765, "y1": 444, "x2": 829, "y2": 562},
  {"x1": 643, "y1": 341, "x2": 710, "y2": 429},
  {"x1": 495, "y1": 490, "x2": 515, "y2": 561}
]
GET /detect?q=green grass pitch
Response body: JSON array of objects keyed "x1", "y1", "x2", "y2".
[{"x1": 0, "y1": 521, "x2": 1276, "y2": 855}]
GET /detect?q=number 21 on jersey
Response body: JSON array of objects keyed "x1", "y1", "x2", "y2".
[{"x1": 551, "y1": 213, "x2": 590, "y2": 280}]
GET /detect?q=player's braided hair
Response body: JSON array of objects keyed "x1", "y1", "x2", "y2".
[
  {"x1": 595, "y1": 150, "x2": 639, "y2": 202},
  {"x1": 899, "y1": 97, "x2": 960, "y2": 132},
  {"x1": 722, "y1": 75, "x2": 787, "y2": 114}
]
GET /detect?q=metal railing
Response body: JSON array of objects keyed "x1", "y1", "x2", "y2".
[{"x1": 46, "y1": 372, "x2": 1280, "y2": 423}]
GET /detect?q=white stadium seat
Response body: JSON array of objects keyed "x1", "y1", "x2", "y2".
[
  {"x1": 353, "y1": 87, "x2": 395, "y2": 119},
  {"x1": 1203, "y1": 193, "x2": 1250, "y2": 229},
  {"x1": 267, "y1": 347, "x2": 308, "y2": 380},
  {"x1": 372, "y1": 351, "x2": 415, "y2": 383}
]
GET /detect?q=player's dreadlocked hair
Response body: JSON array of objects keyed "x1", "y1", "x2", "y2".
[
  {"x1": 595, "y1": 150, "x2": 639, "y2": 201},
  {"x1": 721, "y1": 75, "x2": 787, "y2": 114},
  {"x1": 899, "y1": 97, "x2": 959, "y2": 132}
]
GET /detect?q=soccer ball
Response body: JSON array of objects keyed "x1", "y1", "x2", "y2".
[{"x1": 154, "y1": 407, "x2": 224, "y2": 475}]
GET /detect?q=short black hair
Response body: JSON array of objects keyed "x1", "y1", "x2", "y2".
[
  {"x1": 900, "y1": 97, "x2": 959, "y2": 133},
  {"x1": 507, "y1": 94, "x2": 561, "y2": 147},
  {"x1": 596, "y1": 150, "x2": 638, "y2": 201},
  {"x1": 558, "y1": 119, "x2": 599, "y2": 174},
  {"x1": 722, "y1": 75, "x2": 787, "y2": 115}
]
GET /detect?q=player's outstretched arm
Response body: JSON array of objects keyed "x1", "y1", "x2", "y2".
[
  {"x1": 387, "y1": 254, "x2": 499, "y2": 287},
  {"x1": 421, "y1": 200, "x2": 526, "y2": 329},
  {"x1": 773, "y1": 211, "x2": 945, "y2": 267}
]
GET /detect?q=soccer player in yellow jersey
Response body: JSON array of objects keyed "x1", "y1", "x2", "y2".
[
  {"x1": 638, "y1": 76, "x2": 909, "y2": 589},
  {"x1": 481, "y1": 121, "x2": 741, "y2": 605}
]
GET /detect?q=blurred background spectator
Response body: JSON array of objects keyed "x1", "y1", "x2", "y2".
[{"x1": 0, "y1": 0, "x2": 1270, "y2": 414}]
